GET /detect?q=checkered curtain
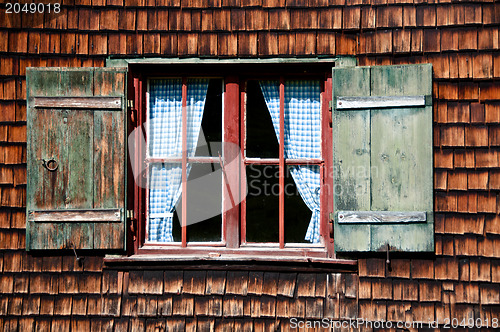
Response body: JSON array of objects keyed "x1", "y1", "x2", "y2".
[
  {"x1": 259, "y1": 80, "x2": 322, "y2": 243},
  {"x1": 148, "y1": 79, "x2": 209, "y2": 242}
]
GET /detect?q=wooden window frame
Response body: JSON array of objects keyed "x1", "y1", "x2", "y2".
[
  {"x1": 240, "y1": 77, "x2": 326, "y2": 251},
  {"x1": 128, "y1": 66, "x2": 335, "y2": 258}
]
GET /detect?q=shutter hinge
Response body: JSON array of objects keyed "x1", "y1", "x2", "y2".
[
  {"x1": 329, "y1": 100, "x2": 333, "y2": 110},
  {"x1": 127, "y1": 100, "x2": 134, "y2": 108},
  {"x1": 329, "y1": 212, "x2": 335, "y2": 222}
]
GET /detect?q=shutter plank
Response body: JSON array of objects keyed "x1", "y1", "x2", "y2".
[
  {"x1": 369, "y1": 64, "x2": 433, "y2": 252},
  {"x1": 370, "y1": 222, "x2": 434, "y2": 252},
  {"x1": 28, "y1": 109, "x2": 68, "y2": 250},
  {"x1": 60, "y1": 69, "x2": 93, "y2": 97},
  {"x1": 370, "y1": 65, "x2": 406, "y2": 212},
  {"x1": 66, "y1": 110, "x2": 94, "y2": 210},
  {"x1": 333, "y1": 67, "x2": 371, "y2": 211},
  {"x1": 93, "y1": 69, "x2": 126, "y2": 97},
  {"x1": 93, "y1": 69, "x2": 126, "y2": 250},
  {"x1": 29, "y1": 109, "x2": 67, "y2": 210},
  {"x1": 333, "y1": 67, "x2": 371, "y2": 252},
  {"x1": 27, "y1": 70, "x2": 62, "y2": 97},
  {"x1": 65, "y1": 109, "x2": 94, "y2": 249}
]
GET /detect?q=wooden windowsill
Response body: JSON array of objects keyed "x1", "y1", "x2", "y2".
[{"x1": 103, "y1": 249, "x2": 357, "y2": 272}]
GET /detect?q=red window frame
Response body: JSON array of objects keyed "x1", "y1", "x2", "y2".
[{"x1": 128, "y1": 66, "x2": 334, "y2": 258}]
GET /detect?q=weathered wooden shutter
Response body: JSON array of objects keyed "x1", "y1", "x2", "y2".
[
  {"x1": 333, "y1": 64, "x2": 433, "y2": 252},
  {"x1": 26, "y1": 68, "x2": 127, "y2": 251}
]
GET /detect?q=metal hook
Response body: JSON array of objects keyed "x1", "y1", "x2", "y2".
[
  {"x1": 69, "y1": 242, "x2": 84, "y2": 267},
  {"x1": 386, "y1": 244, "x2": 392, "y2": 272},
  {"x1": 42, "y1": 158, "x2": 59, "y2": 172}
]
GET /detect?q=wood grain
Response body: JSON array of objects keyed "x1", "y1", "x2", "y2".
[
  {"x1": 336, "y1": 96, "x2": 426, "y2": 109},
  {"x1": 337, "y1": 211, "x2": 427, "y2": 224},
  {"x1": 28, "y1": 209, "x2": 122, "y2": 223}
]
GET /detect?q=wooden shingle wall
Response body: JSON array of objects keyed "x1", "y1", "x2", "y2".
[{"x1": 1, "y1": 0, "x2": 500, "y2": 330}]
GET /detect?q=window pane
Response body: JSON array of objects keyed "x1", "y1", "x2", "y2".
[
  {"x1": 246, "y1": 164, "x2": 279, "y2": 243},
  {"x1": 147, "y1": 162, "x2": 182, "y2": 243},
  {"x1": 195, "y1": 79, "x2": 223, "y2": 157},
  {"x1": 284, "y1": 80, "x2": 322, "y2": 159},
  {"x1": 171, "y1": 211, "x2": 182, "y2": 242},
  {"x1": 178, "y1": 162, "x2": 223, "y2": 242},
  {"x1": 246, "y1": 80, "x2": 279, "y2": 158},
  {"x1": 148, "y1": 79, "x2": 182, "y2": 158},
  {"x1": 285, "y1": 166, "x2": 314, "y2": 244}
]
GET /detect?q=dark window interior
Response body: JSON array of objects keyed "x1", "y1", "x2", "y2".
[
  {"x1": 284, "y1": 166, "x2": 314, "y2": 243},
  {"x1": 245, "y1": 80, "x2": 279, "y2": 158},
  {"x1": 172, "y1": 162, "x2": 223, "y2": 243},
  {"x1": 195, "y1": 79, "x2": 223, "y2": 157},
  {"x1": 245, "y1": 164, "x2": 279, "y2": 243}
]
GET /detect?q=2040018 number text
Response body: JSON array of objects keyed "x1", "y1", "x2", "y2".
[{"x1": 5, "y1": 2, "x2": 61, "y2": 14}]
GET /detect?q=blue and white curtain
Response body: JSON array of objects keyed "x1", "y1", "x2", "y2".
[
  {"x1": 148, "y1": 79, "x2": 209, "y2": 242},
  {"x1": 259, "y1": 80, "x2": 322, "y2": 243}
]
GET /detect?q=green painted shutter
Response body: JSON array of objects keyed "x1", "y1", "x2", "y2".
[
  {"x1": 333, "y1": 64, "x2": 433, "y2": 253},
  {"x1": 26, "y1": 68, "x2": 127, "y2": 251}
]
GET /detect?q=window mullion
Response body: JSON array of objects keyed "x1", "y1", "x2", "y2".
[
  {"x1": 223, "y1": 77, "x2": 241, "y2": 248},
  {"x1": 279, "y1": 77, "x2": 285, "y2": 249},
  {"x1": 181, "y1": 78, "x2": 188, "y2": 247},
  {"x1": 240, "y1": 81, "x2": 247, "y2": 245}
]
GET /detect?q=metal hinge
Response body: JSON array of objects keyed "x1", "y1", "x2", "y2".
[
  {"x1": 127, "y1": 100, "x2": 134, "y2": 108},
  {"x1": 329, "y1": 212, "x2": 335, "y2": 222}
]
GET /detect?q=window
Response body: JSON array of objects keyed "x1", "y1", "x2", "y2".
[
  {"x1": 138, "y1": 70, "x2": 332, "y2": 256},
  {"x1": 146, "y1": 78, "x2": 224, "y2": 245},
  {"x1": 25, "y1": 60, "x2": 434, "y2": 257},
  {"x1": 243, "y1": 80, "x2": 323, "y2": 247}
]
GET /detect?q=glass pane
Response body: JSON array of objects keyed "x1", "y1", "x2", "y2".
[
  {"x1": 195, "y1": 79, "x2": 223, "y2": 157},
  {"x1": 246, "y1": 164, "x2": 279, "y2": 243},
  {"x1": 148, "y1": 79, "x2": 182, "y2": 158},
  {"x1": 283, "y1": 80, "x2": 322, "y2": 159},
  {"x1": 246, "y1": 80, "x2": 279, "y2": 158},
  {"x1": 147, "y1": 162, "x2": 182, "y2": 243},
  {"x1": 285, "y1": 166, "x2": 313, "y2": 244},
  {"x1": 171, "y1": 210, "x2": 182, "y2": 242},
  {"x1": 176, "y1": 162, "x2": 223, "y2": 242}
]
